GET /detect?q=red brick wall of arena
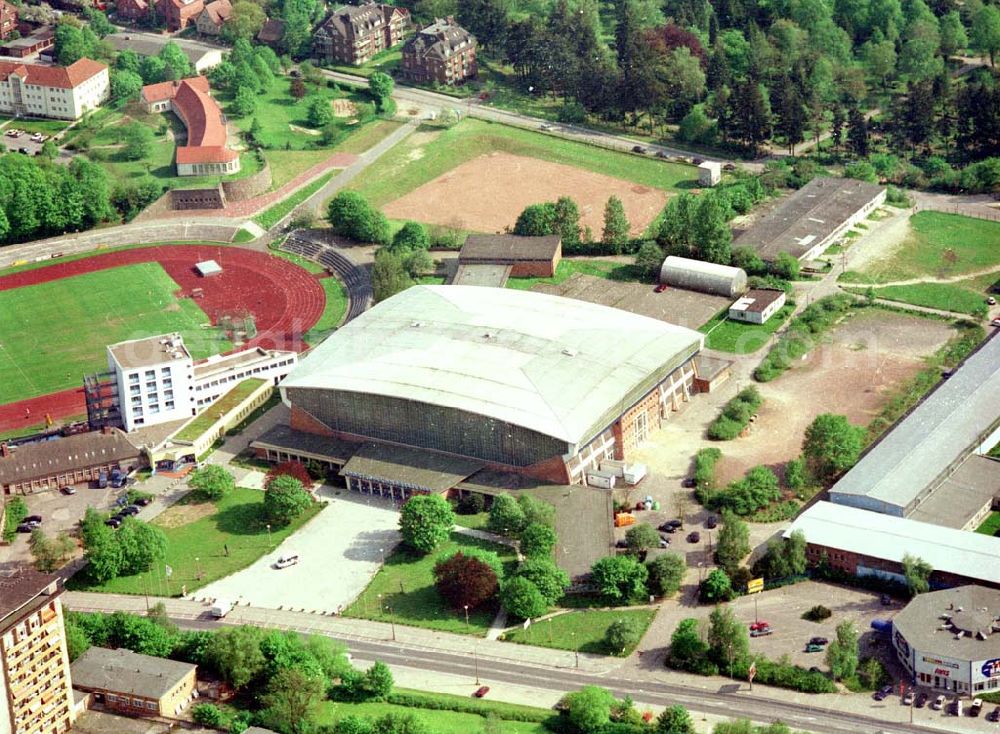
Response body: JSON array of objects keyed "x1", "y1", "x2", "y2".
[{"x1": 613, "y1": 389, "x2": 661, "y2": 460}]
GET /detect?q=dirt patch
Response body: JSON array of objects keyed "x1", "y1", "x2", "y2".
[
  {"x1": 154, "y1": 500, "x2": 215, "y2": 529},
  {"x1": 713, "y1": 310, "x2": 955, "y2": 484},
  {"x1": 332, "y1": 98, "x2": 358, "y2": 118},
  {"x1": 534, "y1": 272, "x2": 727, "y2": 330},
  {"x1": 383, "y1": 152, "x2": 669, "y2": 235}
]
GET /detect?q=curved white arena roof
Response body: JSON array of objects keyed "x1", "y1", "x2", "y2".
[{"x1": 282, "y1": 285, "x2": 704, "y2": 445}]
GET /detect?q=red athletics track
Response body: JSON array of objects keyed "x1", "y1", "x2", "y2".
[{"x1": 0, "y1": 245, "x2": 326, "y2": 433}]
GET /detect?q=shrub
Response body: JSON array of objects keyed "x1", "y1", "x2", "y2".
[
  {"x1": 605, "y1": 617, "x2": 645, "y2": 655},
  {"x1": 263, "y1": 475, "x2": 312, "y2": 526},
  {"x1": 265, "y1": 460, "x2": 312, "y2": 488},
  {"x1": 646, "y1": 553, "x2": 686, "y2": 597},
  {"x1": 433, "y1": 552, "x2": 499, "y2": 610},
  {"x1": 693, "y1": 448, "x2": 722, "y2": 495},
  {"x1": 456, "y1": 492, "x2": 485, "y2": 515},
  {"x1": 327, "y1": 191, "x2": 390, "y2": 245},
  {"x1": 500, "y1": 576, "x2": 548, "y2": 619},
  {"x1": 699, "y1": 568, "x2": 734, "y2": 603},
  {"x1": 856, "y1": 656, "x2": 889, "y2": 690},
  {"x1": 754, "y1": 295, "x2": 854, "y2": 382},
  {"x1": 192, "y1": 703, "x2": 226, "y2": 727},
  {"x1": 487, "y1": 494, "x2": 525, "y2": 536},
  {"x1": 707, "y1": 387, "x2": 763, "y2": 441},
  {"x1": 188, "y1": 465, "x2": 235, "y2": 501},
  {"x1": 803, "y1": 605, "x2": 832, "y2": 621},
  {"x1": 399, "y1": 495, "x2": 455, "y2": 554},
  {"x1": 514, "y1": 557, "x2": 568, "y2": 605},
  {"x1": 590, "y1": 555, "x2": 648, "y2": 602},
  {"x1": 520, "y1": 523, "x2": 557, "y2": 557}
]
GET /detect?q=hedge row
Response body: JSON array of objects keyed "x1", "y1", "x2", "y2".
[
  {"x1": 731, "y1": 658, "x2": 837, "y2": 694},
  {"x1": 386, "y1": 691, "x2": 551, "y2": 723},
  {"x1": 754, "y1": 294, "x2": 855, "y2": 382},
  {"x1": 707, "y1": 386, "x2": 763, "y2": 440},
  {"x1": 693, "y1": 448, "x2": 723, "y2": 492}
]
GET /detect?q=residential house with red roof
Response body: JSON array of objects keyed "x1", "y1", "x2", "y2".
[
  {"x1": 141, "y1": 76, "x2": 240, "y2": 176},
  {"x1": 195, "y1": 0, "x2": 232, "y2": 35},
  {"x1": 0, "y1": 58, "x2": 109, "y2": 119},
  {"x1": 162, "y1": 0, "x2": 205, "y2": 30},
  {"x1": 0, "y1": 0, "x2": 17, "y2": 40},
  {"x1": 116, "y1": 0, "x2": 155, "y2": 25}
]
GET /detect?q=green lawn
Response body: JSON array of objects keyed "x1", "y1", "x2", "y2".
[
  {"x1": 263, "y1": 148, "x2": 342, "y2": 189},
  {"x1": 452, "y1": 512, "x2": 489, "y2": 530},
  {"x1": 174, "y1": 379, "x2": 266, "y2": 442},
  {"x1": 506, "y1": 258, "x2": 646, "y2": 291},
  {"x1": 315, "y1": 699, "x2": 547, "y2": 734},
  {"x1": 851, "y1": 282, "x2": 986, "y2": 315},
  {"x1": 501, "y1": 608, "x2": 656, "y2": 655},
  {"x1": 253, "y1": 172, "x2": 335, "y2": 230},
  {"x1": 90, "y1": 138, "x2": 260, "y2": 191},
  {"x1": 333, "y1": 118, "x2": 404, "y2": 155},
  {"x1": 305, "y1": 278, "x2": 349, "y2": 344},
  {"x1": 348, "y1": 117, "x2": 696, "y2": 207},
  {"x1": 698, "y1": 304, "x2": 796, "y2": 353},
  {"x1": 321, "y1": 45, "x2": 404, "y2": 78},
  {"x1": 855, "y1": 211, "x2": 1000, "y2": 283},
  {"x1": 69, "y1": 488, "x2": 323, "y2": 596},
  {"x1": 0, "y1": 263, "x2": 232, "y2": 404},
  {"x1": 343, "y1": 532, "x2": 517, "y2": 636},
  {"x1": 975, "y1": 512, "x2": 1000, "y2": 536},
  {"x1": 12, "y1": 118, "x2": 72, "y2": 137}
]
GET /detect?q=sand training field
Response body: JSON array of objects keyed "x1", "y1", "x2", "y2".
[{"x1": 383, "y1": 151, "x2": 669, "y2": 235}]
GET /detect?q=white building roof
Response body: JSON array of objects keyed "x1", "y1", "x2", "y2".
[
  {"x1": 829, "y1": 335, "x2": 1000, "y2": 515},
  {"x1": 108, "y1": 333, "x2": 192, "y2": 371},
  {"x1": 785, "y1": 502, "x2": 1000, "y2": 585},
  {"x1": 661, "y1": 255, "x2": 743, "y2": 280},
  {"x1": 195, "y1": 259, "x2": 222, "y2": 276},
  {"x1": 281, "y1": 285, "x2": 704, "y2": 445}
]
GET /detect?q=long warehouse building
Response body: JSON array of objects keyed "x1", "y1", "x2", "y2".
[{"x1": 269, "y1": 285, "x2": 705, "y2": 491}]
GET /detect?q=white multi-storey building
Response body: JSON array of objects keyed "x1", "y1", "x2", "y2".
[
  {"x1": 0, "y1": 58, "x2": 109, "y2": 120},
  {"x1": 107, "y1": 334, "x2": 297, "y2": 432}
]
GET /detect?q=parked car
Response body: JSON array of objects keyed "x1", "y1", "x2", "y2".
[
  {"x1": 658, "y1": 538, "x2": 670, "y2": 548},
  {"x1": 655, "y1": 150, "x2": 669, "y2": 159},
  {"x1": 273, "y1": 552, "x2": 300, "y2": 569},
  {"x1": 805, "y1": 643, "x2": 824, "y2": 653},
  {"x1": 915, "y1": 693, "x2": 929, "y2": 708},
  {"x1": 750, "y1": 627, "x2": 773, "y2": 637},
  {"x1": 539, "y1": 123, "x2": 553, "y2": 131},
  {"x1": 687, "y1": 531, "x2": 700, "y2": 543},
  {"x1": 723, "y1": 162, "x2": 737, "y2": 171},
  {"x1": 808, "y1": 666, "x2": 821, "y2": 674},
  {"x1": 16, "y1": 523, "x2": 37, "y2": 533},
  {"x1": 24, "y1": 515, "x2": 42, "y2": 525},
  {"x1": 615, "y1": 539, "x2": 628, "y2": 548},
  {"x1": 654, "y1": 283, "x2": 667, "y2": 293},
  {"x1": 474, "y1": 686, "x2": 490, "y2": 698},
  {"x1": 931, "y1": 694, "x2": 946, "y2": 710},
  {"x1": 121, "y1": 505, "x2": 141, "y2": 516},
  {"x1": 970, "y1": 699, "x2": 983, "y2": 717},
  {"x1": 988, "y1": 296, "x2": 997, "y2": 306},
  {"x1": 133, "y1": 496, "x2": 152, "y2": 506},
  {"x1": 705, "y1": 515, "x2": 718, "y2": 529},
  {"x1": 632, "y1": 145, "x2": 646, "y2": 154},
  {"x1": 60, "y1": 485, "x2": 76, "y2": 495},
  {"x1": 808, "y1": 637, "x2": 828, "y2": 646},
  {"x1": 873, "y1": 684, "x2": 894, "y2": 701},
  {"x1": 104, "y1": 517, "x2": 122, "y2": 529},
  {"x1": 749, "y1": 620, "x2": 771, "y2": 631},
  {"x1": 658, "y1": 523, "x2": 676, "y2": 533},
  {"x1": 681, "y1": 477, "x2": 696, "y2": 488},
  {"x1": 986, "y1": 705, "x2": 1000, "y2": 721},
  {"x1": 97, "y1": 471, "x2": 108, "y2": 489},
  {"x1": 902, "y1": 690, "x2": 915, "y2": 706},
  {"x1": 991, "y1": 318, "x2": 1000, "y2": 327}
]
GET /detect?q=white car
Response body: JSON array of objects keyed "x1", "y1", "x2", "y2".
[{"x1": 273, "y1": 552, "x2": 300, "y2": 569}]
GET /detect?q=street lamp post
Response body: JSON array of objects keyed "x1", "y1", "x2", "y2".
[
  {"x1": 379, "y1": 547, "x2": 385, "y2": 565},
  {"x1": 386, "y1": 604, "x2": 396, "y2": 641},
  {"x1": 195, "y1": 556, "x2": 202, "y2": 580},
  {"x1": 463, "y1": 605, "x2": 470, "y2": 633},
  {"x1": 473, "y1": 647, "x2": 480, "y2": 685},
  {"x1": 266, "y1": 523, "x2": 272, "y2": 548}
]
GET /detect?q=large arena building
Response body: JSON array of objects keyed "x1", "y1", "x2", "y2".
[{"x1": 258, "y1": 285, "x2": 704, "y2": 492}]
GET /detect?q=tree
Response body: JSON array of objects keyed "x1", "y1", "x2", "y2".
[
  {"x1": 903, "y1": 553, "x2": 932, "y2": 595},
  {"x1": 625, "y1": 523, "x2": 661, "y2": 553},
  {"x1": 399, "y1": 494, "x2": 455, "y2": 554},
  {"x1": 307, "y1": 95, "x2": 334, "y2": 128},
  {"x1": 519, "y1": 523, "x2": 557, "y2": 558},
  {"x1": 206, "y1": 625, "x2": 266, "y2": 690},
  {"x1": 391, "y1": 221, "x2": 430, "y2": 253},
  {"x1": 232, "y1": 85, "x2": 257, "y2": 117},
  {"x1": 139, "y1": 56, "x2": 167, "y2": 85},
  {"x1": 715, "y1": 511, "x2": 750, "y2": 576},
  {"x1": 83, "y1": 517, "x2": 122, "y2": 583},
  {"x1": 802, "y1": 413, "x2": 864, "y2": 481},
  {"x1": 601, "y1": 195, "x2": 631, "y2": 253},
  {"x1": 189, "y1": 465, "x2": 235, "y2": 501},
  {"x1": 667, "y1": 618, "x2": 711, "y2": 673},
  {"x1": 223, "y1": 0, "x2": 267, "y2": 43},
  {"x1": 565, "y1": 686, "x2": 615, "y2": 733},
  {"x1": 646, "y1": 553, "x2": 686, "y2": 597},
  {"x1": 290, "y1": 77, "x2": 308, "y2": 99},
  {"x1": 514, "y1": 557, "x2": 568, "y2": 604},
  {"x1": 605, "y1": 616, "x2": 645, "y2": 655},
  {"x1": 266, "y1": 460, "x2": 313, "y2": 488},
  {"x1": 699, "y1": 568, "x2": 734, "y2": 603},
  {"x1": 553, "y1": 196, "x2": 582, "y2": 245},
  {"x1": 457, "y1": 0, "x2": 510, "y2": 52},
  {"x1": 707, "y1": 604, "x2": 749, "y2": 673},
  {"x1": 110, "y1": 69, "x2": 144, "y2": 105},
  {"x1": 635, "y1": 240, "x2": 665, "y2": 279},
  {"x1": 364, "y1": 661, "x2": 395, "y2": 699},
  {"x1": 500, "y1": 576, "x2": 548, "y2": 619},
  {"x1": 54, "y1": 23, "x2": 89, "y2": 66},
  {"x1": 657, "y1": 705, "x2": 696, "y2": 734},
  {"x1": 264, "y1": 475, "x2": 313, "y2": 526},
  {"x1": 401, "y1": 248, "x2": 433, "y2": 278},
  {"x1": 692, "y1": 194, "x2": 731, "y2": 264},
  {"x1": 971, "y1": 4, "x2": 1000, "y2": 66},
  {"x1": 159, "y1": 42, "x2": 193, "y2": 81},
  {"x1": 328, "y1": 191, "x2": 390, "y2": 245},
  {"x1": 121, "y1": 122, "x2": 153, "y2": 161},
  {"x1": 939, "y1": 11, "x2": 968, "y2": 58},
  {"x1": 433, "y1": 552, "x2": 500, "y2": 609},
  {"x1": 590, "y1": 555, "x2": 648, "y2": 602},
  {"x1": 517, "y1": 495, "x2": 555, "y2": 528},
  {"x1": 369, "y1": 71, "x2": 394, "y2": 112},
  {"x1": 774, "y1": 78, "x2": 807, "y2": 155},
  {"x1": 513, "y1": 202, "x2": 558, "y2": 236},
  {"x1": 371, "y1": 249, "x2": 413, "y2": 303},
  {"x1": 847, "y1": 108, "x2": 870, "y2": 157},
  {"x1": 487, "y1": 494, "x2": 526, "y2": 536},
  {"x1": 116, "y1": 518, "x2": 167, "y2": 575},
  {"x1": 825, "y1": 620, "x2": 859, "y2": 680},
  {"x1": 260, "y1": 668, "x2": 325, "y2": 734},
  {"x1": 29, "y1": 529, "x2": 75, "y2": 572}
]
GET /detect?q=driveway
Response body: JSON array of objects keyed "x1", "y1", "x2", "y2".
[{"x1": 196, "y1": 487, "x2": 400, "y2": 613}]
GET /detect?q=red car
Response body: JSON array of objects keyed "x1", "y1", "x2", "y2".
[
  {"x1": 474, "y1": 686, "x2": 490, "y2": 698},
  {"x1": 749, "y1": 621, "x2": 771, "y2": 631},
  {"x1": 654, "y1": 284, "x2": 667, "y2": 293}
]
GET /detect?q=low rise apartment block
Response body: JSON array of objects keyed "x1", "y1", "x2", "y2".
[
  {"x1": 314, "y1": 3, "x2": 410, "y2": 66},
  {"x1": 401, "y1": 19, "x2": 477, "y2": 85},
  {"x1": 0, "y1": 59, "x2": 109, "y2": 120}
]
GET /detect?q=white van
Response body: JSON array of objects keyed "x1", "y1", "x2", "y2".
[
  {"x1": 211, "y1": 599, "x2": 233, "y2": 618},
  {"x1": 274, "y1": 552, "x2": 300, "y2": 569}
]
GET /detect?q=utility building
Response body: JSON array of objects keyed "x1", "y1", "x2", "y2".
[{"x1": 659, "y1": 256, "x2": 747, "y2": 298}]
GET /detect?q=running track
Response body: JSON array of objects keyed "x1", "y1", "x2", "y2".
[{"x1": 0, "y1": 245, "x2": 327, "y2": 432}]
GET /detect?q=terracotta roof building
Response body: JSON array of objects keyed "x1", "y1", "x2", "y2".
[
  {"x1": 0, "y1": 428, "x2": 141, "y2": 495},
  {"x1": 195, "y1": 0, "x2": 232, "y2": 35},
  {"x1": 314, "y1": 2, "x2": 410, "y2": 65},
  {"x1": 116, "y1": 0, "x2": 155, "y2": 24},
  {"x1": 0, "y1": 0, "x2": 17, "y2": 41},
  {"x1": 140, "y1": 76, "x2": 240, "y2": 176},
  {"x1": 0, "y1": 58, "x2": 109, "y2": 119},
  {"x1": 161, "y1": 0, "x2": 205, "y2": 31},
  {"x1": 257, "y1": 17, "x2": 285, "y2": 45},
  {"x1": 402, "y1": 18, "x2": 477, "y2": 85}
]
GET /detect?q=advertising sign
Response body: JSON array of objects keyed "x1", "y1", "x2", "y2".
[{"x1": 747, "y1": 578, "x2": 764, "y2": 594}]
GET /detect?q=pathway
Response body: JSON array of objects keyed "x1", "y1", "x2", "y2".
[{"x1": 870, "y1": 263, "x2": 1000, "y2": 288}]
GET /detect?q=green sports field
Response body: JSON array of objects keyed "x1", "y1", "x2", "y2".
[{"x1": 0, "y1": 263, "x2": 231, "y2": 404}]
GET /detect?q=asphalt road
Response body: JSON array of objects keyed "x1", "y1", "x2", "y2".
[{"x1": 168, "y1": 615, "x2": 935, "y2": 734}]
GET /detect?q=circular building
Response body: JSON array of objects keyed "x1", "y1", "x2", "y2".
[
  {"x1": 274, "y1": 285, "x2": 705, "y2": 492},
  {"x1": 659, "y1": 256, "x2": 747, "y2": 298},
  {"x1": 892, "y1": 585, "x2": 1000, "y2": 696}
]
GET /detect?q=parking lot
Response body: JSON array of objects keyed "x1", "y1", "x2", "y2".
[
  {"x1": 1, "y1": 129, "x2": 47, "y2": 155},
  {"x1": 196, "y1": 487, "x2": 401, "y2": 613}
]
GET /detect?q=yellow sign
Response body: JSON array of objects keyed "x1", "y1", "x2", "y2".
[{"x1": 747, "y1": 578, "x2": 764, "y2": 594}]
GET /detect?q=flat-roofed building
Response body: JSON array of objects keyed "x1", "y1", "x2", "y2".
[
  {"x1": 733, "y1": 177, "x2": 886, "y2": 262},
  {"x1": 728, "y1": 288, "x2": 786, "y2": 324},
  {"x1": 70, "y1": 647, "x2": 196, "y2": 718},
  {"x1": 0, "y1": 569, "x2": 75, "y2": 734},
  {"x1": 458, "y1": 234, "x2": 561, "y2": 277}
]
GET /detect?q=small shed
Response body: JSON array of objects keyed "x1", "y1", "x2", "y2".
[
  {"x1": 728, "y1": 288, "x2": 786, "y2": 325},
  {"x1": 660, "y1": 256, "x2": 747, "y2": 298},
  {"x1": 195, "y1": 260, "x2": 223, "y2": 277},
  {"x1": 698, "y1": 161, "x2": 722, "y2": 187}
]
